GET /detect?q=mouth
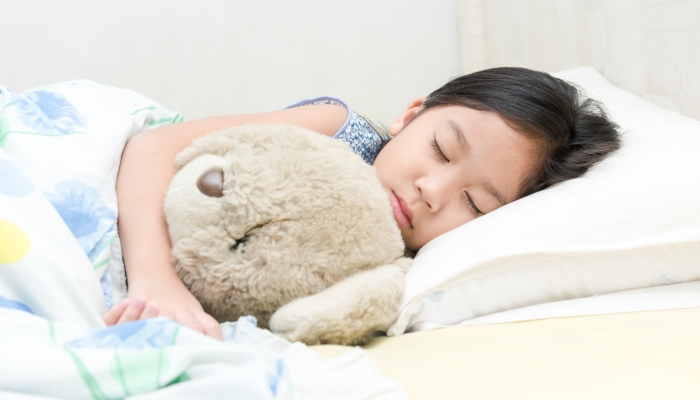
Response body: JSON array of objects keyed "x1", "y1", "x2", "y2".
[{"x1": 390, "y1": 192, "x2": 413, "y2": 229}]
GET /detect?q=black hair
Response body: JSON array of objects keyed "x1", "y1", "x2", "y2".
[{"x1": 420, "y1": 67, "x2": 620, "y2": 197}]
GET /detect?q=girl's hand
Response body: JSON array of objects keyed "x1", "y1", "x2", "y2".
[
  {"x1": 126, "y1": 275, "x2": 221, "y2": 340},
  {"x1": 103, "y1": 281, "x2": 222, "y2": 341},
  {"x1": 102, "y1": 295, "x2": 160, "y2": 325}
]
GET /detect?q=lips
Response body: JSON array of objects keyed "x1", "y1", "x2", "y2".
[{"x1": 390, "y1": 192, "x2": 412, "y2": 229}]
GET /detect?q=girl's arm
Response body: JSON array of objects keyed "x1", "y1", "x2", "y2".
[{"x1": 112, "y1": 104, "x2": 348, "y2": 339}]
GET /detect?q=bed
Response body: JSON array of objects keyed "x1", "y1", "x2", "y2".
[
  {"x1": 315, "y1": 307, "x2": 700, "y2": 399},
  {"x1": 2, "y1": 1, "x2": 699, "y2": 399}
]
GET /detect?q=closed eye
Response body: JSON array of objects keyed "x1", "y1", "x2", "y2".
[
  {"x1": 230, "y1": 234, "x2": 249, "y2": 252},
  {"x1": 431, "y1": 139, "x2": 449, "y2": 162},
  {"x1": 464, "y1": 192, "x2": 483, "y2": 216}
]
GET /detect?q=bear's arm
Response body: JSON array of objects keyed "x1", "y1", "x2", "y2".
[{"x1": 269, "y1": 258, "x2": 412, "y2": 346}]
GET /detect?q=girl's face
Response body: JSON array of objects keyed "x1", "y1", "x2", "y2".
[{"x1": 374, "y1": 98, "x2": 538, "y2": 251}]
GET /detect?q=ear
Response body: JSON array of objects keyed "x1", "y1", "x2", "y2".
[{"x1": 388, "y1": 97, "x2": 427, "y2": 137}]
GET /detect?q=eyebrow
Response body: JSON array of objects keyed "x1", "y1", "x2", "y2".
[{"x1": 447, "y1": 120, "x2": 469, "y2": 152}]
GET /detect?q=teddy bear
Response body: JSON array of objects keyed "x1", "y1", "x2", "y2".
[{"x1": 163, "y1": 124, "x2": 411, "y2": 345}]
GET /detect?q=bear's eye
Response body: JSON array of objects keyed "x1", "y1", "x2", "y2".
[
  {"x1": 230, "y1": 234, "x2": 249, "y2": 252},
  {"x1": 197, "y1": 168, "x2": 224, "y2": 198}
]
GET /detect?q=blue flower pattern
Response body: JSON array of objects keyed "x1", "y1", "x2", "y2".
[
  {"x1": 66, "y1": 319, "x2": 180, "y2": 350},
  {"x1": 287, "y1": 97, "x2": 390, "y2": 164},
  {"x1": 0, "y1": 296, "x2": 34, "y2": 314},
  {"x1": 44, "y1": 179, "x2": 117, "y2": 258},
  {"x1": 7, "y1": 88, "x2": 85, "y2": 135},
  {"x1": 336, "y1": 110, "x2": 388, "y2": 164}
]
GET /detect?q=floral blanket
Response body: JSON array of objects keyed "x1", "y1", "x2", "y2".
[
  {"x1": 0, "y1": 80, "x2": 178, "y2": 314},
  {"x1": 0, "y1": 81, "x2": 406, "y2": 399}
]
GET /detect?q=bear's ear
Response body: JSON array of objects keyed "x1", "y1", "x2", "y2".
[{"x1": 174, "y1": 145, "x2": 205, "y2": 170}]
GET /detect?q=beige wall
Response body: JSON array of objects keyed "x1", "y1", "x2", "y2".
[
  {"x1": 458, "y1": 0, "x2": 700, "y2": 119},
  {"x1": 0, "y1": 0, "x2": 460, "y2": 123}
]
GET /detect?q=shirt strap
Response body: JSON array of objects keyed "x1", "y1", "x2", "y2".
[{"x1": 284, "y1": 96, "x2": 352, "y2": 138}]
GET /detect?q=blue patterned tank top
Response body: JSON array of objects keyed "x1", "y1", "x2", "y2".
[{"x1": 285, "y1": 96, "x2": 391, "y2": 164}]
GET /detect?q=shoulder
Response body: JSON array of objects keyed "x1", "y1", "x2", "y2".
[{"x1": 286, "y1": 97, "x2": 390, "y2": 164}]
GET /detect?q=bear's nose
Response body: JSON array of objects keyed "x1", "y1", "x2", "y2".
[{"x1": 197, "y1": 168, "x2": 224, "y2": 198}]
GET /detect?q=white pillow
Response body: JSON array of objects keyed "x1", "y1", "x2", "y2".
[{"x1": 388, "y1": 66, "x2": 700, "y2": 335}]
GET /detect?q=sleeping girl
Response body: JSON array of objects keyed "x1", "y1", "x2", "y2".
[{"x1": 104, "y1": 67, "x2": 620, "y2": 339}]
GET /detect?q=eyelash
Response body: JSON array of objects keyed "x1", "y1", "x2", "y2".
[
  {"x1": 464, "y1": 192, "x2": 482, "y2": 216},
  {"x1": 432, "y1": 139, "x2": 482, "y2": 216},
  {"x1": 431, "y1": 139, "x2": 449, "y2": 162}
]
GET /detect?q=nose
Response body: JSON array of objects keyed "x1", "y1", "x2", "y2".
[{"x1": 415, "y1": 175, "x2": 448, "y2": 213}]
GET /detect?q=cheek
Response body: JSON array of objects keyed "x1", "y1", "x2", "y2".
[
  {"x1": 372, "y1": 158, "x2": 391, "y2": 190},
  {"x1": 433, "y1": 211, "x2": 472, "y2": 236},
  {"x1": 409, "y1": 208, "x2": 474, "y2": 250},
  {"x1": 373, "y1": 144, "x2": 403, "y2": 184}
]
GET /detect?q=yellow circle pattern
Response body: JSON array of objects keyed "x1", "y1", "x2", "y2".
[{"x1": 0, "y1": 219, "x2": 31, "y2": 264}]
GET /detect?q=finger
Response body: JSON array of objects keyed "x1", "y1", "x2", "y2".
[
  {"x1": 117, "y1": 296, "x2": 147, "y2": 324},
  {"x1": 138, "y1": 301, "x2": 160, "y2": 320},
  {"x1": 196, "y1": 312, "x2": 222, "y2": 341},
  {"x1": 103, "y1": 299, "x2": 131, "y2": 326}
]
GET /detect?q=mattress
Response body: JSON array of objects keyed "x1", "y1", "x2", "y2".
[{"x1": 313, "y1": 307, "x2": 700, "y2": 399}]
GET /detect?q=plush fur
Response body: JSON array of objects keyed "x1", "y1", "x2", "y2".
[{"x1": 164, "y1": 124, "x2": 410, "y2": 345}]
